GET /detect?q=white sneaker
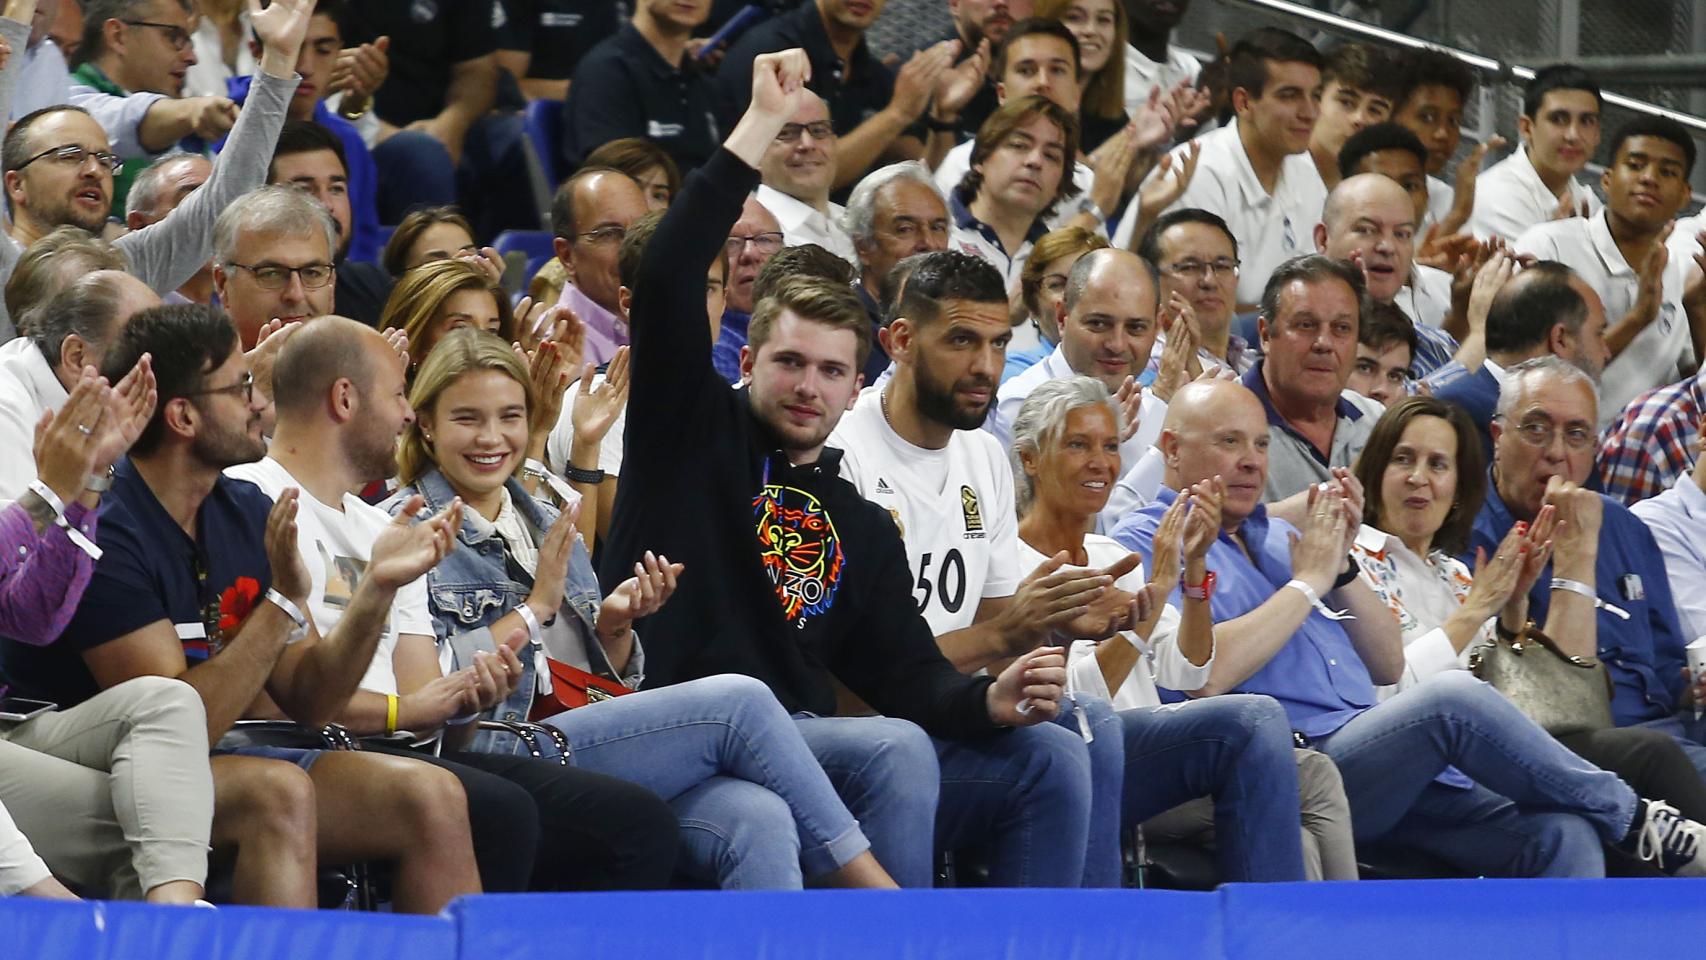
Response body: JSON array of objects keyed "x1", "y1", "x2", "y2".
[{"x1": 1633, "y1": 800, "x2": 1706, "y2": 877}]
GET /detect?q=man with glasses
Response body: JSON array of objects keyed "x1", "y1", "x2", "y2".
[
  {"x1": 711, "y1": 194, "x2": 783, "y2": 383},
  {"x1": 0, "y1": 0, "x2": 312, "y2": 338},
  {"x1": 757, "y1": 92, "x2": 856, "y2": 266},
  {"x1": 212, "y1": 185, "x2": 337, "y2": 353},
  {"x1": 69, "y1": 0, "x2": 211, "y2": 212},
  {"x1": 549, "y1": 166, "x2": 649, "y2": 367},
  {"x1": 1138, "y1": 208, "x2": 1254, "y2": 377},
  {"x1": 0, "y1": 302, "x2": 492, "y2": 910},
  {"x1": 264, "y1": 119, "x2": 390, "y2": 328},
  {"x1": 1473, "y1": 356, "x2": 1706, "y2": 778},
  {"x1": 1429, "y1": 261, "x2": 1610, "y2": 463}
]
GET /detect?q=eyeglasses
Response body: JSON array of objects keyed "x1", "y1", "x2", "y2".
[
  {"x1": 185, "y1": 372, "x2": 255, "y2": 404},
  {"x1": 725, "y1": 232, "x2": 784, "y2": 256},
  {"x1": 15, "y1": 144, "x2": 123, "y2": 175},
  {"x1": 226, "y1": 262, "x2": 336, "y2": 289},
  {"x1": 776, "y1": 122, "x2": 835, "y2": 143},
  {"x1": 1163, "y1": 258, "x2": 1241, "y2": 280},
  {"x1": 121, "y1": 19, "x2": 193, "y2": 52},
  {"x1": 574, "y1": 225, "x2": 627, "y2": 247},
  {"x1": 1502, "y1": 415, "x2": 1596, "y2": 452}
]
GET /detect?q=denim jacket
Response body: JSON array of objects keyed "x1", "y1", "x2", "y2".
[{"x1": 387, "y1": 468, "x2": 643, "y2": 755}]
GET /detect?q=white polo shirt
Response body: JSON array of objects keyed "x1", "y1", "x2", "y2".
[
  {"x1": 933, "y1": 139, "x2": 1100, "y2": 234},
  {"x1": 1513, "y1": 211, "x2": 1694, "y2": 426},
  {"x1": 1394, "y1": 263, "x2": 1453, "y2": 329},
  {"x1": 1124, "y1": 43, "x2": 1202, "y2": 121},
  {"x1": 828, "y1": 387, "x2": 1020, "y2": 635},
  {"x1": 1113, "y1": 119, "x2": 1328, "y2": 306},
  {"x1": 755, "y1": 184, "x2": 858, "y2": 266},
  {"x1": 1424, "y1": 175, "x2": 1453, "y2": 229},
  {"x1": 989, "y1": 345, "x2": 1168, "y2": 532},
  {"x1": 1467, "y1": 145, "x2": 1601, "y2": 243}
]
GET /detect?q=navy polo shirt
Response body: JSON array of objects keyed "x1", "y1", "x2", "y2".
[
  {"x1": 0, "y1": 459, "x2": 273, "y2": 709},
  {"x1": 496, "y1": 0, "x2": 616, "y2": 83},
  {"x1": 564, "y1": 24, "x2": 721, "y2": 172},
  {"x1": 715, "y1": 1, "x2": 897, "y2": 139},
  {"x1": 340, "y1": 0, "x2": 499, "y2": 128}
]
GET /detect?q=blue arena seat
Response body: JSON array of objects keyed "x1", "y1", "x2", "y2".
[
  {"x1": 493, "y1": 230, "x2": 557, "y2": 290},
  {"x1": 523, "y1": 99, "x2": 566, "y2": 191}
]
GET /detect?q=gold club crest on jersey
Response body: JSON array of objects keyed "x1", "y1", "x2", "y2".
[{"x1": 960, "y1": 485, "x2": 984, "y2": 539}]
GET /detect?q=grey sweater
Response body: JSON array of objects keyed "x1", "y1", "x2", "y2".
[{"x1": 0, "y1": 16, "x2": 297, "y2": 337}]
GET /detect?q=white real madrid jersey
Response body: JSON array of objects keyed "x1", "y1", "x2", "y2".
[{"x1": 828, "y1": 387, "x2": 1021, "y2": 636}]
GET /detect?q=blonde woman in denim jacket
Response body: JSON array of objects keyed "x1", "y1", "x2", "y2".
[{"x1": 387, "y1": 327, "x2": 897, "y2": 890}]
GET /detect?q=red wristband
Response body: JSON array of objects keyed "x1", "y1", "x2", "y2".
[{"x1": 1180, "y1": 571, "x2": 1216, "y2": 601}]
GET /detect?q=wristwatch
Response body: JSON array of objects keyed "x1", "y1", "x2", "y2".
[{"x1": 84, "y1": 465, "x2": 115, "y2": 493}]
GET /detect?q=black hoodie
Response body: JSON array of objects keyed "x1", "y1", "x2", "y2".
[{"x1": 600, "y1": 147, "x2": 1002, "y2": 740}]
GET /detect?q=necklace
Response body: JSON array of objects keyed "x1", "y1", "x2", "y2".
[{"x1": 879, "y1": 386, "x2": 894, "y2": 428}]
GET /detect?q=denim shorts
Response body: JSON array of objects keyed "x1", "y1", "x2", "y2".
[{"x1": 211, "y1": 741, "x2": 321, "y2": 771}]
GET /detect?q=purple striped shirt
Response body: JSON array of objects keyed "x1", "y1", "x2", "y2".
[{"x1": 0, "y1": 500, "x2": 97, "y2": 646}]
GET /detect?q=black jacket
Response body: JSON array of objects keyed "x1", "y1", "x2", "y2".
[{"x1": 602, "y1": 147, "x2": 1001, "y2": 740}]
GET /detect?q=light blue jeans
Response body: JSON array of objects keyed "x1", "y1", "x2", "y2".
[
  {"x1": 1112, "y1": 694, "x2": 1310, "y2": 883},
  {"x1": 539, "y1": 674, "x2": 871, "y2": 889},
  {"x1": 1314, "y1": 671, "x2": 1637, "y2": 877},
  {"x1": 793, "y1": 709, "x2": 1094, "y2": 888}
]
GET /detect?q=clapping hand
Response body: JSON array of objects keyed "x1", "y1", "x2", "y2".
[
  {"x1": 368, "y1": 495, "x2": 463, "y2": 590},
  {"x1": 33, "y1": 370, "x2": 113, "y2": 506},
  {"x1": 570, "y1": 347, "x2": 630, "y2": 448}
]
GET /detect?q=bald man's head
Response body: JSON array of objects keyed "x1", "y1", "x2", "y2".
[
  {"x1": 272, "y1": 316, "x2": 385, "y2": 416},
  {"x1": 271, "y1": 315, "x2": 414, "y2": 482},
  {"x1": 1160, "y1": 379, "x2": 1272, "y2": 525},
  {"x1": 1316, "y1": 173, "x2": 1416, "y2": 302}
]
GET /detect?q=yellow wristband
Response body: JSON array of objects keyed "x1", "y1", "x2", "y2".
[{"x1": 385, "y1": 694, "x2": 399, "y2": 734}]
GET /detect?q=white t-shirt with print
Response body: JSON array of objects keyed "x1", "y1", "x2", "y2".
[
  {"x1": 226, "y1": 457, "x2": 436, "y2": 695},
  {"x1": 828, "y1": 387, "x2": 1020, "y2": 635}
]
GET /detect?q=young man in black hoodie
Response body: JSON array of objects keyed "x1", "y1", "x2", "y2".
[{"x1": 604, "y1": 49, "x2": 1093, "y2": 887}]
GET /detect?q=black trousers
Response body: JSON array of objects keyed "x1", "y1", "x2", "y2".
[
  {"x1": 1555, "y1": 725, "x2": 1706, "y2": 876},
  {"x1": 363, "y1": 743, "x2": 679, "y2": 891}
]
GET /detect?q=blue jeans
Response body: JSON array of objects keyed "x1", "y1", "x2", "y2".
[
  {"x1": 540, "y1": 675, "x2": 870, "y2": 888},
  {"x1": 1069, "y1": 695, "x2": 1125, "y2": 887},
  {"x1": 1314, "y1": 671, "x2": 1636, "y2": 877},
  {"x1": 1117, "y1": 694, "x2": 1309, "y2": 883},
  {"x1": 795, "y1": 712, "x2": 1094, "y2": 887},
  {"x1": 1634, "y1": 712, "x2": 1706, "y2": 780}
]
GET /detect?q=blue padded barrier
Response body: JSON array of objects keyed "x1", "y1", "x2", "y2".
[
  {"x1": 0, "y1": 898, "x2": 455, "y2": 960},
  {"x1": 446, "y1": 889, "x2": 1223, "y2": 960},
  {"x1": 0, "y1": 898, "x2": 103, "y2": 960},
  {"x1": 1218, "y1": 879, "x2": 1706, "y2": 960}
]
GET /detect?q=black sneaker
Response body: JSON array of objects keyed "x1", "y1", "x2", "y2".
[{"x1": 1630, "y1": 800, "x2": 1706, "y2": 877}]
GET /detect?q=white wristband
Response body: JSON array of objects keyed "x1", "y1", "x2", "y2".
[
  {"x1": 1550, "y1": 577, "x2": 1631, "y2": 620},
  {"x1": 515, "y1": 602, "x2": 544, "y2": 645},
  {"x1": 27, "y1": 480, "x2": 101, "y2": 560},
  {"x1": 1284, "y1": 579, "x2": 1355, "y2": 622},
  {"x1": 265, "y1": 588, "x2": 309, "y2": 641}
]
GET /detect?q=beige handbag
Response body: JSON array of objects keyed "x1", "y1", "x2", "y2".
[{"x1": 1467, "y1": 623, "x2": 1614, "y2": 736}]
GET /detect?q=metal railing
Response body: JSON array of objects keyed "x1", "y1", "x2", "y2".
[{"x1": 1209, "y1": 0, "x2": 1706, "y2": 134}]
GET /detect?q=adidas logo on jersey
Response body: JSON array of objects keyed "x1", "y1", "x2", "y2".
[{"x1": 875, "y1": 477, "x2": 894, "y2": 494}]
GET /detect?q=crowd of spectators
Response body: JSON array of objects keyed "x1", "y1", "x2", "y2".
[{"x1": 1, "y1": 0, "x2": 1705, "y2": 906}]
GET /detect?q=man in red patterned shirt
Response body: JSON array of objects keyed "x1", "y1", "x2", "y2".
[{"x1": 1598, "y1": 369, "x2": 1706, "y2": 506}]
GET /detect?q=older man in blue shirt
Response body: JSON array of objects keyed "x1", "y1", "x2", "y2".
[
  {"x1": 1111, "y1": 376, "x2": 1706, "y2": 877},
  {"x1": 1471, "y1": 356, "x2": 1706, "y2": 777}
]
